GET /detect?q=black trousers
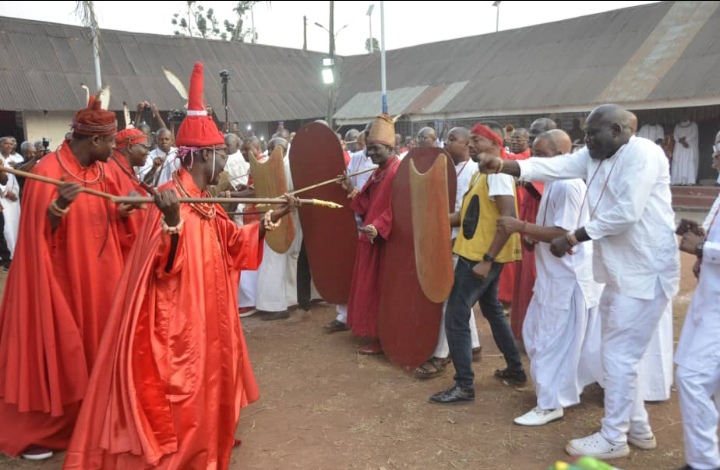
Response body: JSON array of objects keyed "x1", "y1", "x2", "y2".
[{"x1": 297, "y1": 241, "x2": 312, "y2": 310}]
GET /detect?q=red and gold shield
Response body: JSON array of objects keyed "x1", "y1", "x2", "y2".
[
  {"x1": 289, "y1": 123, "x2": 358, "y2": 304},
  {"x1": 378, "y1": 148, "x2": 456, "y2": 370},
  {"x1": 249, "y1": 146, "x2": 295, "y2": 253}
]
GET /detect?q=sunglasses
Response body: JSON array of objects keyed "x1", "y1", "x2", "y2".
[{"x1": 136, "y1": 143, "x2": 151, "y2": 150}]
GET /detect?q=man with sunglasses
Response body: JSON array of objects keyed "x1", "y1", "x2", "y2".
[{"x1": 107, "y1": 128, "x2": 153, "y2": 259}]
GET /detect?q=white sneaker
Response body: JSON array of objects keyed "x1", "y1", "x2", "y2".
[
  {"x1": 628, "y1": 432, "x2": 657, "y2": 450},
  {"x1": 565, "y1": 432, "x2": 630, "y2": 460},
  {"x1": 514, "y1": 407, "x2": 564, "y2": 426},
  {"x1": 21, "y1": 446, "x2": 53, "y2": 461}
]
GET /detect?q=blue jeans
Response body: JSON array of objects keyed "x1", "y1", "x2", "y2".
[{"x1": 445, "y1": 256, "x2": 523, "y2": 389}]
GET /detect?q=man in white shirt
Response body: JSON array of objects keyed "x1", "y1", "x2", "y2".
[
  {"x1": 482, "y1": 104, "x2": 679, "y2": 460},
  {"x1": 674, "y1": 150, "x2": 720, "y2": 470},
  {"x1": 498, "y1": 130, "x2": 602, "y2": 426},
  {"x1": 136, "y1": 128, "x2": 179, "y2": 187}
]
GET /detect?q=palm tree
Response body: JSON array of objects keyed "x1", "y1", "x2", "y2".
[{"x1": 75, "y1": 1, "x2": 102, "y2": 91}]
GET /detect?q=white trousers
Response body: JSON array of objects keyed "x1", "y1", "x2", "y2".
[
  {"x1": 238, "y1": 270, "x2": 258, "y2": 308},
  {"x1": 256, "y1": 212, "x2": 318, "y2": 312},
  {"x1": 336, "y1": 304, "x2": 347, "y2": 323},
  {"x1": 1, "y1": 199, "x2": 19, "y2": 257},
  {"x1": 524, "y1": 284, "x2": 598, "y2": 410},
  {"x1": 638, "y1": 302, "x2": 674, "y2": 401},
  {"x1": 677, "y1": 365, "x2": 720, "y2": 469},
  {"x1": 599, "y1": 283, "x2": 669, "y2": 444},
  {"x1": 433, "y1": 253, "x2": 480, "y2": 358}
]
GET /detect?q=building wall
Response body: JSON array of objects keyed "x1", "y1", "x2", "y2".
[{"x1": 22, "y1": 111, "x2": 74, "y2": 153}]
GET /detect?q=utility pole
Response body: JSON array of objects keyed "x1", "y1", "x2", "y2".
[
  {"x1": 366, "y1": 4, "x2": 374, "y2": 54},
  {"x1": 326, "y1": 1, "x2": 335, "y2": 128},
  {"x1": 251, "y1": 5, "x2": 257, "y2": 43},
  {"x1": 493, "y1": 1, "x2": 501, "y2": 33},
  {"x1": 329, "y1": 1, "x2": 335, "y2": 58},
  {"x1": 380, "y1": 1, "x2": 387, "y2": 114},
  {"x1": 303, "y1": 15, "x2": 307, "y2": 50}
]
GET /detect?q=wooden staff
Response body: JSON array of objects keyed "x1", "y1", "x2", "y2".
[
  {"x1": 1, "y1": 166, "x2": 343, "y2": 209},
  {"x1": 113, "y1": 196, "x2": 343, "y2": 208},
  {"x1": 291, "y1": 166, "x2": 378, "y2": 196},
  {"x1": 1, "y1": 166, "x2": 115, "y2": 201}
]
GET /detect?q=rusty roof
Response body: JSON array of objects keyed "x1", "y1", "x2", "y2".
[
  {"x1": 335, "y1": 1, "x2": 720, "y2": 123},
  {"x1": 0, "y1": 17, "x2": 329, "y2": 121}
]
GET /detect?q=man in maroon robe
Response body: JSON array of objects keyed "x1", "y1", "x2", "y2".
[{"x1": 342, "y1": 114, "x2": 400, "y2": 355}]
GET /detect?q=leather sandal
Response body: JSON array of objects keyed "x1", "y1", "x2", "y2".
[{"x1": 414, "y1": 357, "x2": 448, "y2": 380}]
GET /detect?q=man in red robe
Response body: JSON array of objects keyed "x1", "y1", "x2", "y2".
[
  {"x1": 0, "y1": 95, "x2": 134, "y2": 460},
  {"x1": 63, "y1": 62, "x2": 296, "y2": 470},
  {"x1": 342, "y1": 114, "x2": 400, "y2": 355},
  {"x1": 106, "y1": 128, "x2": 153, "y2": 259}
]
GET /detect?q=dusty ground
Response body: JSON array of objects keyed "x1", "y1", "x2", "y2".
[{"x1": 0, "y1": 249, "x2": 702, "y2": 470}]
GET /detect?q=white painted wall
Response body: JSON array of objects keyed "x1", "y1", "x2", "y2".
[{"x1": 22, "y1": 111, "x2": 74, "y2": 153}]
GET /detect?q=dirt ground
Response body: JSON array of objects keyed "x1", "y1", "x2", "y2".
[{"x1": 0, "y1": 251, "x2": 702, "y2": 470}]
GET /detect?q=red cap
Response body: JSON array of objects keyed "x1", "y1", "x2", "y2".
[
  {"x1": 71, "y1": 91, "x2": 117, "y2": 136},
  {"x1": 175, "y1": 63, "x2": 225, "y2": 147},
  {"x1": 114, "y1": 128, "x2": 146, "y2": 149}
]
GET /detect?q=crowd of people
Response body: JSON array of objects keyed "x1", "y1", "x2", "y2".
[{"x1": 0, "y1": 61, "x2": 718, "y2": 470}]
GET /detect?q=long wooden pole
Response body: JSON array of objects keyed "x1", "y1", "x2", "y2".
[
  {"x1": 1, "y1": 166, "x2": 342, "y2": 209},
  {"x1": 291, "y1": 165, "x2": 377, "y2": 196},
  {"x1": 2, "y1": 166, "x2": 115, "y2": 200}
]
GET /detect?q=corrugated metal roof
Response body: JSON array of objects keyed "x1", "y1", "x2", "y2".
[
  {"x1": 336, "y1": 1, "x2": 720, "y2": 121},
  {"x1": 2, "y1": 1, "x2": 719, "y2": 124},
  {"x1": 333, "y1": 85, "x2": 427, "y2": 122},
  {"x1": 0, "y1": 17, "x2": 329, "y2": 121}
]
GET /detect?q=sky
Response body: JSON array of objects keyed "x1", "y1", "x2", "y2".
[{"x1": 0, "y1": 1, "x2": 658, "y2": 56}]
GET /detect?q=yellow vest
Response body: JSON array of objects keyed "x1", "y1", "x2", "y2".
[{"x1": 453, "y1": 173, "x2": 522, "y2": 263}]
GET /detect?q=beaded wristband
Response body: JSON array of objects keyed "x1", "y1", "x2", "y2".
[
  {"x1": 161, "y1": 216, "x2": 185, "y2": 235},
  {"x1": 49, "y1": 199, "x2": 70, "y2": 217}
]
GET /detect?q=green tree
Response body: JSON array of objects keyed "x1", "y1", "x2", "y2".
[
  {"x1": 172, "y1": 1, "x2": 269, "y2": 42},
  {"x1": 365, "y1": 37, "x2": 380, "y2": 53}
]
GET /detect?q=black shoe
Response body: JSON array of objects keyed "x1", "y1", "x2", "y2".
[
  {"x1": 429, "y1": 385, "x2": 474, "y2": 405},
  {"x1": 494, "y1": 368, "x2": 527, "y2": 386},
  {"x1": 259, "y1": 310, "x2": 290, "y2": 321}
]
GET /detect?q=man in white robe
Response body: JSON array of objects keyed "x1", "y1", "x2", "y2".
[
  {"x1": 0, "y1": 156, "x2": 20, "y2": 259},
  {"x1": 223, "y1": 133, "x2": 257, "y2": 313},
  {"x1": 255, "y1": 138, "x2": 321, "y2": 320},
  {"x1": 136, "y1": 128, "x2": 179, "y2": 187},
  {"x1": 675, "y1": 190, "x2": 720, "y2": 470},
  {"x1": 414, "y1": 127, "x2": 482, "y2": 378},
  {"x1": 497, "y1": 130, "x2": 602, "y2": 426},
  {"x1": 482, "y1": 104, "x2": 679, "y2": 460},
  {"x1": 714, "y1": 131, "x2": 720, "y2": 186},
  {"x1": 672, "y1": 119, "x2": 699, "y2": 185},
  {"x1": 637, "y1": 123, "x2": 665, "y2": 146}
]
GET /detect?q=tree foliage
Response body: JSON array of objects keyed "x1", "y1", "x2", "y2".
[
  {"x1": 365, "y1": 37, "x2": 380, "y2": 53},
  {"x1": 171, "y1": 1, "x2": 267, "y2": 42}
]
